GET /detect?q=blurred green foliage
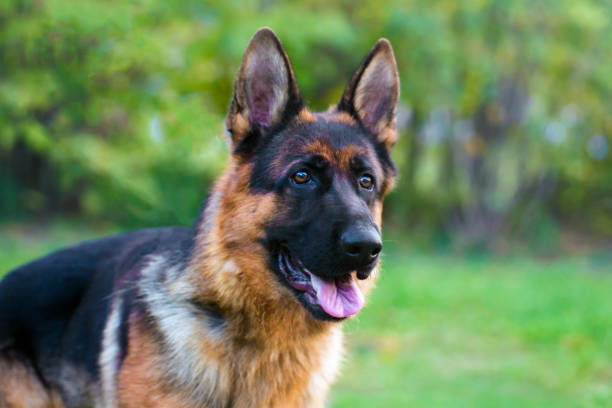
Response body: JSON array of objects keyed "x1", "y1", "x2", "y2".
[{"x1": 1, "y1": 0, "x2": 611, "y2": 246}]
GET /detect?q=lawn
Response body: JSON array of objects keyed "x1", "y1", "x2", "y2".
[
  {"x1": 334, "y1": 250, "x2": 612, "y2": 407},
  {"x1": 1, "y1": 222, "x2": 611, "y2": 407}
]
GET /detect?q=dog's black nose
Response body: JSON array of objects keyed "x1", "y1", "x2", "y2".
[{"x1": 340, "y1": 225, "x2": 382, "y2": 268}]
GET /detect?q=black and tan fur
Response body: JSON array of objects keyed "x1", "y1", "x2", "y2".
[{"x1": 0, "y1": 28, "x2": 399, "y2": 407}]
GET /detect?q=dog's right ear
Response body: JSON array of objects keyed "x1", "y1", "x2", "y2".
[{"x1": 225, "y1": 27, "x2": 302, "y2": 156}]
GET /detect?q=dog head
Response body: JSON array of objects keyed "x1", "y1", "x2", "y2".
[{"x1": 198, "y1": 28, "x2": 398, "y2": 324}]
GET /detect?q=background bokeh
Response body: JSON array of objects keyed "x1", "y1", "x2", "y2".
[{"x1": 1, "y1": 1, "x2": 611, "y2": 406}]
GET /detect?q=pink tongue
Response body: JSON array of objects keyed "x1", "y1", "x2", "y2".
[{"x1": 309, "y1": 273, "x2": 364, "y2": 318}]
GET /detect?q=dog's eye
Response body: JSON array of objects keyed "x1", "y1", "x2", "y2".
[
  {"x1": 359, "y1": 174, "x2": 374, "y2": 190},
  {"x1": 291, "y1": 170, "x2": 311, "y2": 184}
]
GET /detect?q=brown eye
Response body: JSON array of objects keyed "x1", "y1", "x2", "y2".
[
  {"x1": 359, "y1": 175, "x2": 374, "y2": 190},
  {"x1": 292, "y1": 170, "x2": 311, "y2": 184}
]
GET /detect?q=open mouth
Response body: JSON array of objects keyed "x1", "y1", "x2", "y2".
[{"x1": 277, "y1": 248, "x2": 364, "y2": 319}]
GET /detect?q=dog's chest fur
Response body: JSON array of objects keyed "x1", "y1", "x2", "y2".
[{"x1": 104, "y1": 256, "x2": 343, "y2": 408}]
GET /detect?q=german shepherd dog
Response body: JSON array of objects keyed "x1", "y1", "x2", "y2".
[{"x1": 0, "y1": 28, "x2": 399, "y2": 407}]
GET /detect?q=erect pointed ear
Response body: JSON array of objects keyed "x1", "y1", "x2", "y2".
[
  {"x1": 338, "y1": 39, "x2": 399, "y2": 150},
  {"x1": 225, "y1": 27, "x2": 302, "y2": 154}
]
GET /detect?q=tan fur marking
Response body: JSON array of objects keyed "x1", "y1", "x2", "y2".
[
  {"x1": 304, "y1": 139, "x2": 365, "y2": 173},
  {"x1": 323, "y1": 110, "x2": 357, "y2": 125},
  {"x1": 376, "y1": 124, "x2": 398, "y2": 151},
  {"x1": 0, "y1": 357, "x2": 63, "y2": 408},
  {"x1": 117, "y1": 317, "x2": 187, "y2": 408},
  {"x1": 225, "y1": 110, "x2": 250, "y2": 143},
  {"x1": 298, "y1": 108, "x2": 315, "y2": 123}
]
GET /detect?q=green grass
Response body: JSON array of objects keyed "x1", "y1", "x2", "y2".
[
  {"x1": 333, "y1": 251, "x2": 612, "y2": 408},
  {"x1": 1, "y1": 222, "x2": 611, "y2": 407}
]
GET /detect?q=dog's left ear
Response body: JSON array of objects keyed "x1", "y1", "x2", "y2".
[
  {"x1": 226, "y1": 27, "x2": 302, "y2": 155},
  {"x1": 338, "y1": 39, "x2": 399, "y2": 150}
]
